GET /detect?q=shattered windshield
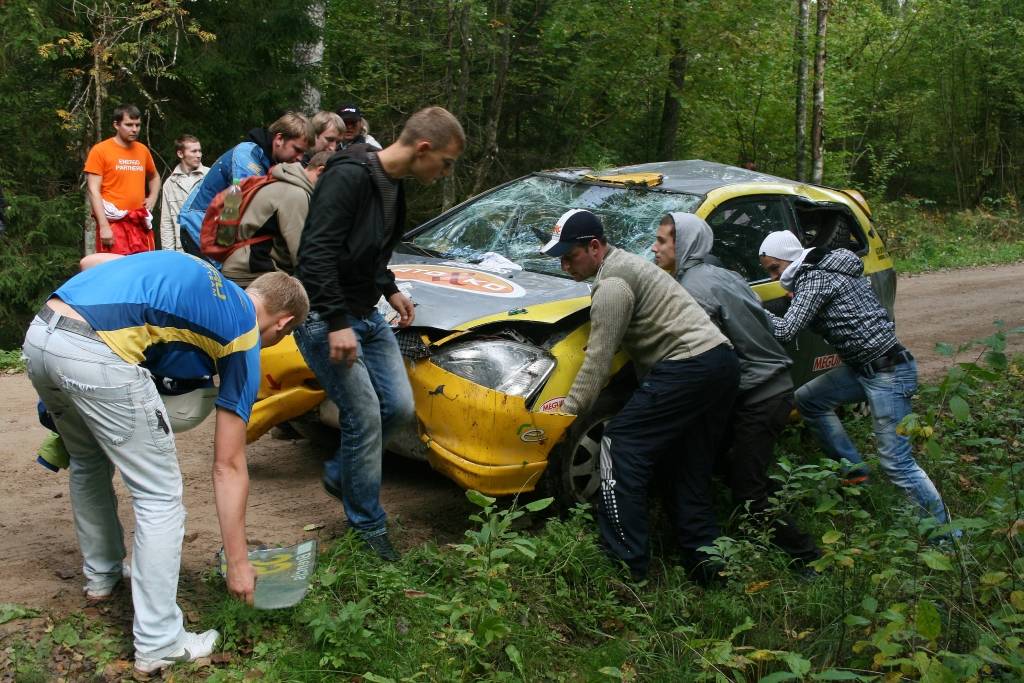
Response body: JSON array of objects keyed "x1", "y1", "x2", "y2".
[{"x1": 410, "y1": 175, "x2": 703, "y2": 277}]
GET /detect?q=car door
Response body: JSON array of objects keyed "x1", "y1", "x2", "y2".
[{"x1": 702, "y1": 194, "x2": 840, "y2": 389}]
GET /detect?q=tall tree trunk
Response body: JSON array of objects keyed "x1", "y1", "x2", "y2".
[
  {"x1": 657, "y1": 30, "x2": 688, "y2": 162},
  {"x1": 810, "y1": 0, "x2": 829, "y2": 184},
  {"x1": 85, "y1": 37, "x2": 107, "y2": 256},
  {"x1": 297, "y1": 1, "x2": 325, "y2": 113},
  {"x1": 794, "y1": 0, "x2": 810, "y2": 181},
  {"x1": 443, "y1": 1, "x2": 473, "y2": 210},
  {"x1": 470, "y1": 0, "x2": 512, "y2": 196}
]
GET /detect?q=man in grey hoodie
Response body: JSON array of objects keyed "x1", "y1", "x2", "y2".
[
  {"x1": 221, "y1": 152, "x2": 330, "y2": 288},
  {"x1": 653, "y1": 214, "x2": 819, "y2": 563},
  {"x1": 542, "y1": 209, "x2": 739, "y2": 583}
]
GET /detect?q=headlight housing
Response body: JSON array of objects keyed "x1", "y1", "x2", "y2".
[{"x1": 431, "y1": 339, "x2": 555, "y2": 403}]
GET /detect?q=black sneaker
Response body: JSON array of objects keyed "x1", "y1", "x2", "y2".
[{"x1": 362, "y1": 533, "x2": 400, "y2": 562}]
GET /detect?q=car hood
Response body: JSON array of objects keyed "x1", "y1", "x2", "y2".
[{"x1": 388, "y1": 254, "x2": 592, "y2": 330}]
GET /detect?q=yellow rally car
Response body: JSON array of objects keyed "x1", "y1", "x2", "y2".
[{"x1": 248, "y1": 160, "x2": 895, "y2": 506}]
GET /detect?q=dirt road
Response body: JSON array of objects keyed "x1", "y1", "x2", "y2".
[{"x1": 2, "y1": 262, "x2": 1022, "y2": 612}]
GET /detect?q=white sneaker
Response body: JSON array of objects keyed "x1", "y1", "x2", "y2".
[
  {"x1": 84, "y1": 563, "x2": 131, "y2": 602},
  {"x1": 133, "y1": 629, "x2": 220, "y2": 675}
]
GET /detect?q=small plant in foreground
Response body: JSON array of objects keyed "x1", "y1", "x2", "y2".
[{"x1": 433, "y1": 490, "x2": 553, "y2": 670}]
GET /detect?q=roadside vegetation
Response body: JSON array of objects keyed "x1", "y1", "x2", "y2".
[
  {"x1": 3, "y1": 325, "x2": 1022, "y2": 681},
  {"x1": 877, "y1": 199, "x2": 1024, "y2": 275}
]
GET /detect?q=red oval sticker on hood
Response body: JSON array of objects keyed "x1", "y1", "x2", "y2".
[{"x1": 392, "y1": 264, "x2": 526, "y2": 298}]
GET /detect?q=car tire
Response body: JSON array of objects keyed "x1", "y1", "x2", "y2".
[
  {"x1": 542, "y1": 393, "x2": 625, "y2": 513},
  {"x1": 289, "y1": 416, "x2": 339, "y2": 452}
]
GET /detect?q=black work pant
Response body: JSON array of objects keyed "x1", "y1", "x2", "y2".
[
  {"x1": 718, "y1": 390, "x2": 820, "y2": 562},
  {"x1": 597, "y1": 344, "x2": 739, "y2": 579}
]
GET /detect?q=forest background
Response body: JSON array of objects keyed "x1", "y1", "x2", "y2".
[{"x1": 0, "y1": 0, "x2": 1022, "y2": 347}]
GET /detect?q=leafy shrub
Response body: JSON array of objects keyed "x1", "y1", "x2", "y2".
[
  {"x1": 0, "y1": 192, "x2": 81, "y2": 347},
  {"x1": 875, "y1": 198, "x2": 1024, "y2": 273}
]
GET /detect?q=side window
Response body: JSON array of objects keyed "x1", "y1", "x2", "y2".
[
  {"x1": 793, "y1": 202, "x2": 867, "y2": 254},
  {"x1": 705, "y1": 196, "x2": 790, "y2": 281}
]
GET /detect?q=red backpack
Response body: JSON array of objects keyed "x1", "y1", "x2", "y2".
[{"x1": 199, "y1": 174, "x2": 278, "y2": 262}]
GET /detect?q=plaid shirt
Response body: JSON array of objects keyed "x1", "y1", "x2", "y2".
[{"x1": 766, "y1": 248, "x2": 897, "y2": 367}]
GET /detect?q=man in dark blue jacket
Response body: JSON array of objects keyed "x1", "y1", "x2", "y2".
[{"x1": 295, "y1": 106, "x2": 464, "y2": 560}]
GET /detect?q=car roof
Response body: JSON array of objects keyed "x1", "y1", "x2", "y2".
[{"x1": 542, "y1": 159, "x2": 792, "y2": 196}]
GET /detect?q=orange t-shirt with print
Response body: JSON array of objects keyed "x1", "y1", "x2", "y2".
[{"x1": 83, "y1": 137, "x2": 157, "y2": 211}]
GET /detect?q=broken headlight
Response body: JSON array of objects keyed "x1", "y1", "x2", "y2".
[{"x1": 431, "y1": 339, "x2": 555, "y2": 402}]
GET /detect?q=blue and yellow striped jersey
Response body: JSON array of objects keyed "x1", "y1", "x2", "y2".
[{"x1": 55, "y1": 252, "x2": 261, "y2": 422}]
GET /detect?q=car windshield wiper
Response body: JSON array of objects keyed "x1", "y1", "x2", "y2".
[{"x1": 399, "y1": 241, "x2": 444, "y2": 258}]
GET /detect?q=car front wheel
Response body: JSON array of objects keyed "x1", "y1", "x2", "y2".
[{"x1": 542, "y1": 394, "x2": 623, "y2": 512}]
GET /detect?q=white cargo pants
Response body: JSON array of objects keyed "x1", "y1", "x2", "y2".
[{"x1": 22, "y1": 314, "x2": 188, "y2": 658}]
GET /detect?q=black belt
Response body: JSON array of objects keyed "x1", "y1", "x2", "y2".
[
  {"x1": 857, "y1": 345, "x2": 913, "y2": 376},
  {"x1": 38, "y1": 304, "x2": 102, "y2": 341}
]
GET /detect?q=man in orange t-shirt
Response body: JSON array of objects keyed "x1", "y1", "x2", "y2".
[{"x1": 84, "y1": 104, "x2": 160, "y2": 254}]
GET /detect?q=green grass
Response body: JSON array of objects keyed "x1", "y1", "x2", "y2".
[
  {"x1": 4, "y1": 330, "x2": 1023, "y2": 682},
  {"x1": 877, "y1": 198, "x2": 1024, "y2": 273},
  {"x1": 0, "y1": 348, "x2": 25, "y2": 372}
]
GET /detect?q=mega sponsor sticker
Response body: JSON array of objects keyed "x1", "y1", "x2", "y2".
[
  {"x1": 540, "y1": 397, "x2": 565, "y2": 413},
  {"x1": 812, "y1": 353, "x2": 842, "y2": 372},
  {"x1": 392, "y1": 264, "x2": 525, "y2": 298}
]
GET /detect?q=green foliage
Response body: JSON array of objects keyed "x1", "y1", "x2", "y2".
[
  {"x1": 0, "y1": 350, "x2": 26, "y2": 372},
  {"x1": 0, "y1": 192, "x2": 81, "y2": 347},
  {"x1": 0, "y1": 603, "x2": 37, "y2": 624},
  {"x1": 876, "y1": 198, "x2": 1024, "y2": 274}
]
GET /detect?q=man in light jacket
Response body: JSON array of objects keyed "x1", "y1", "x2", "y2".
[{"x1": 159, "y1": 135, "x2": 208, "y2": 251}]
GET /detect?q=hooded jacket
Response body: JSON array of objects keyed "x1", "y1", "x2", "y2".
[
  {"x1": 668, "y1": 213, "x2": 793, "y2": 402},
  {"x1": 296, "y1": 150, "x2": 404, "y2": 330},
  {"x1": 766, "y1": 247, "x2": 897, "y2": 367},
  {"x1": 221, "y1": 162, "x2": 315, "y2": 288},
  {"x1": 177, "y1": 128, "x2": 275, "y2": 253}
]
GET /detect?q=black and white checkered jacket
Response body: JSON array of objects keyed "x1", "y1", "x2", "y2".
[{"x1": 766, "y1": 248, "x2": 897, "y2": 367}]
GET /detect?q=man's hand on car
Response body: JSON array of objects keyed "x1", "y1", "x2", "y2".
[
  {"x1": 387, "y1": 292, "x2": 416, "y2": 328},
  {"x1": 329, "y1": 328, "x2": 359, "y2": 367}
]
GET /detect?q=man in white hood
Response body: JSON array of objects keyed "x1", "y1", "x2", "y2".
[
  {"x1": 653, "y1": 213, "x2": 819, "y2": 564},
  {"x1": 757, "y1": 230, "x2": 951, "y2": 531}
]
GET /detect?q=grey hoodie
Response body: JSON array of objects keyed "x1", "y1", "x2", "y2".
[
  {"x1": 668, "y1": 212, "x2": 793, "y2": 401},
  {"x1": 222, "y1": 162, "x2": 316, "y2": 288}
]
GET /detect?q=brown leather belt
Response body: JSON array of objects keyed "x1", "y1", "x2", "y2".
[{"x1": 38, "y1": 304, "x2": 101, "y2": 341}]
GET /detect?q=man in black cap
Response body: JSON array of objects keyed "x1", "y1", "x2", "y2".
[
  {"x1": 542, "y1": 209, "x2": 740, "y2": 583},
  {"x1": 336, "y1": 104, "x2": 381, "y2": 150}
]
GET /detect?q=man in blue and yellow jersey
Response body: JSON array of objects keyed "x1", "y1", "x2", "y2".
[{"x1": 21, "y1": 251, "x2": 308, "y2": 676}]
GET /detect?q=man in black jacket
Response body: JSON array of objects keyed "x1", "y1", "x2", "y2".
[{"x1": 295, "y1": 107, "x2": 464, "y2": 560}]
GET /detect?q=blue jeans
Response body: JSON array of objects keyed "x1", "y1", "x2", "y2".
[
  {"x1": 795, "y1": 359, "x2": 949, "y2": 523},
  {"x1": 293, "y1": 310, "x2": 414, "y2": 536}
]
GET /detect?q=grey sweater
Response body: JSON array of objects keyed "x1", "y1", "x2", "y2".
[
  {"x1": 563, "y1": 245, "x2": 729, "y2": 416},
  {"x1": 669, "y1": 212, "x2": 793, "y2": 403}
]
